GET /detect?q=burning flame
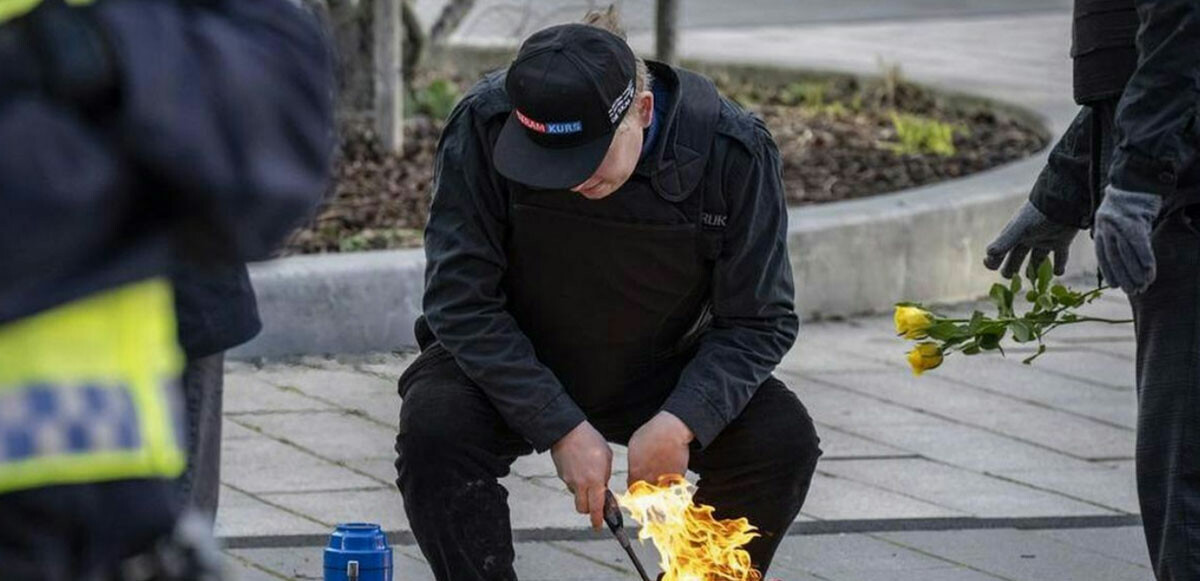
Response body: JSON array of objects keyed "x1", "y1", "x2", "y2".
[{"x1": 618, "y1": 475, "x2": 763, "y2": 581}]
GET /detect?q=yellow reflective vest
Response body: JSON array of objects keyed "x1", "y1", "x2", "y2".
[
  {"x1": 0, "y1": 278, "x2": 186, "y2": 494},
  {"x1": 0, "y1": 0, "x2": 92, "y2": 24}
]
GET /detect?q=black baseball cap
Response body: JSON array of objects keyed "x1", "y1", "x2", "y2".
[{"x1": 494, "y1": 24, "x2": 638, "y2": 190}]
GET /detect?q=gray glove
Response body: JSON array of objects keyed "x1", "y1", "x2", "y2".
[
  {"x1": 1094, "y1": 185, "x2": 1162, "y2": 295},
  {"x1": 985, "y1": 201, "x2": 1080, "y2": 279}
]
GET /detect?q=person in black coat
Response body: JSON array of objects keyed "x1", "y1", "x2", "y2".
[
  {"x1": 395, "y1": 11, "x2": 821, "y2": 580},
  {"x1": 0, "y1": 0, "x2": 333, "y2": 577},
  {"x1": 984, "y1": 1, "x2": 1200, "y2": 577}
]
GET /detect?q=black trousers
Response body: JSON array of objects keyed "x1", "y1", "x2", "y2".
[
  {"x1": 1131, "y1": 206, "x2": 1200, "y2": 580},
  {"x1": 394, "y1": 348, "x2": 821, "y2": 580},
  {"x1": 178, "y1": 351, "x2": 225, "y2": 522},
  {"x1": 0, "y1": 478, "x2": 179, "y2": 581}
]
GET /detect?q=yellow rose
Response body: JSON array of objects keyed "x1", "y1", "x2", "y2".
[
  {"x1": 907, "y1": 343, "x2": 944, "y2": 376},
  {"x1": 894, "y1": 306, "x2": 934, "y2": 339}
]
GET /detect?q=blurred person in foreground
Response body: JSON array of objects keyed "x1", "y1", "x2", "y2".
[
  {"x1": 0, "y1": 0, "x2": 334, "y2": 578},
  {"x1": 395, "y1": 7, "x2": 821, "y2": 580},
  {"x1": 983, "y1": 0, "x2": 1200, "y2": 577}
]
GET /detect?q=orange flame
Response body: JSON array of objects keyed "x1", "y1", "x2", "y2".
[{"x1": 618, "y1": 475, "x2": 763, "y2": 581}]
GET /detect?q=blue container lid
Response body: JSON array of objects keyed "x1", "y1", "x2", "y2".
[{"x1": 324, "y1": 523, "x2": 393, "y2": 572}]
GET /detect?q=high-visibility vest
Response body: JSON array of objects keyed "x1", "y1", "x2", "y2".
[
  {"x1": 0, "y1": 278, "x2": 186, "y2": 494},
  {"x1": 0, "y1": 0, "x2": 92, "y2": 24}
]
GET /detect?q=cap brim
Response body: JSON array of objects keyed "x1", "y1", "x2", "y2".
[{"x1": 493, "y1": 114, "x2": 616, "y2": 190}]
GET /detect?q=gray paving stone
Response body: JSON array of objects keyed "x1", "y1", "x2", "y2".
[
  {"x1": 510, "y1": 451, "x2": 558, "y2": 478},
  {"x1": 228, "y1": 546, "x2": 436, "y2": 581},
  {"x1": 222, "y1": 551, "x2": 290, "y2": 581},
  {"x1": 814, "y1": 425, "x2": 911, "y2": 460},
  {"x1": 353, "y1": 352, "x2": 418, "y2": 380},
  {"x1": 1008, "y1": 349, "x2": 1135, "y2": 392},
  {"x1": 994, "y1": 465, "x2": 1139, "y2": 514},
  {"x1": 803, "y1": 472, "x2": 966, "y2": 520},
  {"x1": 779, "y1": 336, "x2": 891, "y2": 375},
  {"x1": 831, "y1": 421, "x2": 1096, "y2": 473},
  {"x1": 879, "y1": 528, "x2": 1152, "y2": 581},
  {"x1": 262, "y1": 487, "x2": 405, "y2": 530},
  {"x1": 224, "y1": 374, "x2": 332, "y2": 414},
  {"x1": 221, "y1": 434, "x2": 382, "y2": 493},
  {"x1": 795, "y1": 381, "x2": 948, "y2": 428},
  {"x1": 223, "y1": 418, "x2": 260, "y2": 441},
  {"x1": 214, "y1": 486, "x2": 328, "y2": 538},
  {"x1": 236, "y1": 411, "x2": 396, "y2": 464},
  {"x1": 819, "y1": 459, "x2": 1114, "y2": 518},
  {"x1": 922, "y1": 352, "x2": 1138, "y2": 429},
  {"x1": 345, "y1": 458, "x2": 398, "y2": 485},
  {"x1": 546, "y1": 538, "x2": 663, "y2": 579},
  {"x1": 810, "y1": 371, "x2": 1133, "y2": 461},
  {"x1": 768, "y1": 533, "x2": 962, "y2": 578},
  {"x1": 506, "y1": 476, "x2": 594, "y2": 530},
  {"x1": 1036, "y1": 527, "x2": 1151, "y2": 568},
  {"x1": 253, "y1": 367, "x2": 399, "y2": 426},
  {"x1": 815, "y1": 567, "x2": 1006, "y2": 581},
  {"x1": 513, "y1": 542, "x2": 641, "y2": 580}
]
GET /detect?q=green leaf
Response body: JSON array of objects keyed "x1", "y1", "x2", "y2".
[
  {"x1": 963, "y1": 343, "x2": 982, "y2": 355},
  {"x1": 1037, "y1": 258, "x2": 1053, "y2": 294},
  {"x1": 1009, "y1": 320, "x2": 1035, "y2": 343},
  {"x1": 968, "y1": 311, "x2": 986, "y2": 333},
  {"x1": 979, "y1": 334, "x2": 1001, "y2": 350},
  {"x1": 1036, "y1": 295, "x2": 1054, "y2": 311},
  {"x1": 1025, "y1": 290, "x2": 1039, "y2": 303},
  {"x1": 925, "y1": 322, "x2": 963, "y2": 341},
  {"x1": 1050, "y1": 284, "x2": 1070, "y2": 300},
  {"x1": 1022, "y1": 344, "x2": 1047, "y2": 365},
  {"x1": 1010, "y1": 274, "x2": 1022, "y2": 296},
  {"x1": 989, "y1": 284, "x2": 1009, "y2": 315}
]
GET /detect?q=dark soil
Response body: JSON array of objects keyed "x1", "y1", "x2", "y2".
[{"x1": 284, "y1": 72, "x2": 1048, "y2": 255}]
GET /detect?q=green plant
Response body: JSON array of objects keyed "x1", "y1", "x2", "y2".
[
  {"x1": 410, "y1": 78, "x2": 461, "y2": 121},
  {"x1": 337, "y1": 228, "x2": 423, "y2": 252},
  {"x1": 886, "y1": 112, "x2": 963, "y2": 157},
  {"x1": 894, "y1": 260, "x2": 1133, "y2": 375}
]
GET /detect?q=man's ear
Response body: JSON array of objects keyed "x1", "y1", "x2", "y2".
[{"x1": 636, "y1": 91, "x2": 654, "y2": 128}]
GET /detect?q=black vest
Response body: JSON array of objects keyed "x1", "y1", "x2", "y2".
[
  {"x1": 1072, "y1": 0, "x2": 1139, "y2": 104},
  {"x1": 500, "y1": 67, "x2": 726, "y2": 416}
]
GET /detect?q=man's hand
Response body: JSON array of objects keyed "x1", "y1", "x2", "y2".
[
  {"x1": 985, "y1": 201, "x2": 1081, "y2": 279},
  {"x1": 627, "y1": 411, "x2": 694, "y2": 487},
  {"x1": 1094, "y1": 186, "x2": 1163, "y2": 295},
  {"x1": 550, "y1": 421, "x2": 612, "y2": 530}
]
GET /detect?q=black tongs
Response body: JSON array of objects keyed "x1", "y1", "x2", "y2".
[{"x1": 603, "y1": 489, "x2": 654, "y2": 581}]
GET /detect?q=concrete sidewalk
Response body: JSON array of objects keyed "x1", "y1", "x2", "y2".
[
  {"x1": 216, "y1": 7, "x2": 1153, "y2": 580},
  {"x1": 227, "y1": 526, "x2": 1150, "y2": 580},
  {"x1": 217, "y1": 290, "x2": 1144, "y2": 579}
]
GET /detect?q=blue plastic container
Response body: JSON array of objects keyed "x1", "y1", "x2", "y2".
[{"x1": 324, "y1": 523, "x2": 393, "y2": 581}]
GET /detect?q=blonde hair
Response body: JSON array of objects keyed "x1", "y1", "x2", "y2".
[{"x1": 582, "y1": 5, "x2": 652, "y2": 122}]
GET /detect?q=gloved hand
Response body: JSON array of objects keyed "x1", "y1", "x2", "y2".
[
  {"x1": 985, "y1": 201, "x2": 1081, "y2": 279},
  {"x1": 1094, "y1": 185, "x2": 1162, "y2": 295}
]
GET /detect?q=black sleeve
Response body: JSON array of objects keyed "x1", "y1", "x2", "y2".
[
  {"x1": 662, "y1": 119, "x2": 800, "y2": 448},
  {"x1": 422, "y1": 98, "x2": 587, "y2": 452},
  {"x1": 1108, "y1": 0, "x2": 1200, "y2": 198},
  {"x1": 95, "y1": 0, "x2": 336, "y2": 260},
  {"x1": 1029, "y1": 107, "x2": 1098, "y2": 229}
]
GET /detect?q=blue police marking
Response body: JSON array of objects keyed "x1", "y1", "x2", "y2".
[
  {"x1": 0, "y1": 383, "x2": 142, "y2": 462},
  {"x1": 545, "y1": 121, "x2": 583, "y2": 135}
]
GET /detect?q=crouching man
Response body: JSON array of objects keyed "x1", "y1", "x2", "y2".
[{"x1": 395, "y1": 10, "x2": 821, "y2": 579}]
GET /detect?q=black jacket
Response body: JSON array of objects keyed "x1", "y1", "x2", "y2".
[
  {"x1": 1107, "y1": 0, "x2": 1200, "y2": 200},
  {"x1": 0, "y1": 0, "x2": 333, "y2": 327},
  {"x1": 421, "y1": 64, "x2": 798, "y2": 451},
  {"x1": 172, "y1": 262, "x2": 260, "y2": 360},
  {"x1": 1035, "y1": 0, "x2": 1199, "y2": 221}
]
